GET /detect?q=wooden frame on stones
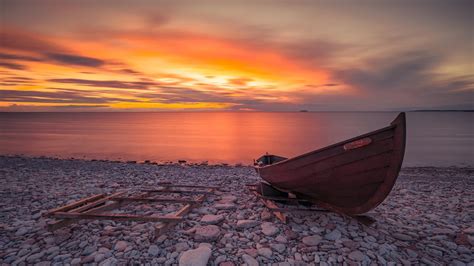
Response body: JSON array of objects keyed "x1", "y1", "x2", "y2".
[{"x1": 44, "y1": 183, "x2": 217, "y2": 238}]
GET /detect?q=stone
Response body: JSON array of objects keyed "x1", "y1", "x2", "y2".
[
  {"x1": 393, "y1": 233, "x2": 412, "y2": 241},
  {"x1": 219, "y1": 262, "x2": 235, "y2": 266},
  {"x1": 15, "y1": 227, "x2": 29, "y2": 236},
  {"x1": 114, "y1": 241, "x2": 128, "y2": 252},
  {"x1": 220, "y1": 195, "x2": 237, "y2": 203},
  {"x1": 257, "y1": 247, "x2": 273, "y2": 258},
  {"x1": 348, "y1": 250, "x2": 364, "y2": 261},
  {"x1": 148, "y1": 245, "x2": 160, "y2": 256},
  {"x1": 214, "y1": 203, "x2": 236, "y2": 210},
  {"x1": 201, "y1": 214, "x2": 224, "y2": 225},
  {"x1": 261, "y1": 222, "x2": 279, "y2": 236},
  {"x1": 71, "y1": 258, "x2": 81, "y2": 265},
  {"x1": 325, "y1": 229, "x2": 341, "y2": 241},
  {"x1": 195, "y1": 225, "x2": 220, "y2": 241},
  {"x1": 302, "y1": 235, "x2": 322, "y2": 246},
  {"x1": 270, "y1": 243, "x2": 286, "y2": 253},
  {"x1": 82, "y1": 245, "x2": 97, "y2": 256},
  {"x1": 236, "y1": 220, "x2": 259, "y2": 229},
  {"x1": 27, "y1": 251, "x2": 45, "y2": 263},
  {"x1": 175, "y1": 242, "x2": 190, "y2": 252},
  {"x1": 179, "y1": 246, "x2": 212, "y2": 266},
  {"x1": 261, "y1": 210, "x2": 272, "y2": 220},
  {"x1": 94, "y1": 253, "x2": 105, "y2": 263},
  {"x1": 275, "y1": 235, "x2": 288, "y2": 243},
  {"x1": 242, "y1": 254, "x2": 259, "y2": 266}
]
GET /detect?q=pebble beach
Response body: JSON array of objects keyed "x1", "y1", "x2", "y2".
[{"x1": 0, "y1": 155, "x2": 473, "y2": 265}]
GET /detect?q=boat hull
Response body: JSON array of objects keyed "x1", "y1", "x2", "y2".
[{"x1": 256, "y1": 113, "x2": 406, "y2": 215}]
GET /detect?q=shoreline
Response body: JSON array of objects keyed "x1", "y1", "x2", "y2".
[
  {"x1": 0, "y1": 156, "x2": 473, "y2": 265},
  {"x1": 1, "y1": 154, "x2": 472, "y2": 169}
]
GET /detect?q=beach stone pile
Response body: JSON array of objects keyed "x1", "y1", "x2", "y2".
[{"x1": 0, "y1": 155, "x2": 473, "y2": 265}]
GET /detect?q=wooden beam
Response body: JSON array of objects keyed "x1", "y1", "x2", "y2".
[
  {"x1": 50, "y1": 212, "x2": 183, "y2": 222},
  {"x1": 143, "y1": 189, "x2": 213, "y2": 194},
  {"x1": 113, "y1": 196, "x2": 201, "y2": 204},
  {"x1": 69, "y1": 191, "x2": 126, "y2": 213},
  {"x1": 154, "y1": 194, "x2": 206, "y2": 237},
  {"x1": 261, "y1": 198, "x2": 287, "y2": 223},
  {"x1": 44, "y1": 194, "x2": 105, "y2": 217},
  {"x1": 47, "y1": 192, "x2": 150, "y2": 231}
]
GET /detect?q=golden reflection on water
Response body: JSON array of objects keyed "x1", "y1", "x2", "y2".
[{"x1": 0, "y1": 112, "x2": 472, "y2": 166}]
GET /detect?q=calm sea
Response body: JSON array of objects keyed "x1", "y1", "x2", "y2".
[{"x1": 0, "y1": 112, "x2": 472, "y2": 167}]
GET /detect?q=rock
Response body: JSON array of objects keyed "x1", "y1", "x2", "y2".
[
  {"x1": 275, "y1": 235, "x2": 288, "y2": 243},
  {"x1": 219, "y1": 262, "x2": 235, "y2": 266},
  {"x1": 261, "y1": 209, "x2": 272, "y2": 220},
  {"x1": 175, "y1": 242, "x2": 190, "y2": 252},
  {"x1": 257, "y1": 247, "x2": 272, "y2": 258},
  {"x1": 99, "y1": 257, "x2": 118, "y2": 266},
  {"x1": 26, "y1": 251, "x2": 45, "y2": 263},
  {"x1": 302, "y1": 235, "x2": 322, "y2": 246},
  {"x1": 243, "y1": 248, "x2": 258, "y2": 257},
  {"x1": 236, "y1": 220, "x2": 259, "y2": 229},
  {"x1": 71, "y1": 258, "x2": 81, "y2": 265},
  {"x1": 82, "y1": 245, "x2": 97, "y2": 256},
  {"x1": 463, "y1": 226, "x2": 474, "y2": 235},
  {"x1": 94, "y1": 253, "x2": 105, "y2": 263},
  {"x1": 393, "y1": 233, "x2": 412, "y2": 241},
  {"x1": 114, "y1": 241, "x2": 128, "y2": 252},
  {"x1": 15, "y1": 227, "x2": 29, "y2": 236},
  {"x1": 195, "y1": 225, "x2": 221, "y2": 241},
  {"x1": 179, "y1": 246, "x2": 212, "y2": 266},
  {"x1": 348, "y1": 250, "x2": 364, "y2": 261},
  {"x1": 285, "y1": 229, "x2": 298, "y2": 240},
  {"x1": 220, "y1": 195, "x2": 237, "y2": 203},
  {"x1": 242, "y1": 254, "x2": 259, "y2": 266},
  {"x1": 270, "y1": 243, "x2": 286, "y2": 253},
  {"x1": 201, "y1": 214, "x2": 224, "y2": 225},
  {"x1": 325, "y1": 229, "x2": 341, "y2": 241},
  {"x1": 214, "y1": 203, "x2": 236, "y2": 210},
  {"x1": 148, "y1": 245, "x2": 160, "y2": 256},
  {"x1": 261, "y1": 222, "x2": 279, "y2": 236}
]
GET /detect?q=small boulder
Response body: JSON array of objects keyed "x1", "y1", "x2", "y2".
[
  {"x1": 195, "y1": 225, "x2": 220, "y2": 242},
  {"x1": 114, "y1": 241, "x2": 128, "y2": 252},
  {"x1": 201, "y1": 214, "x2": 224, "y2": 225},
  {"x1": 236, "y1": 220, "x2": 260, "y2": 230},
  {"x1": 179, "y1": 246, "x2": 212, "y2": 266},
  {"x1": 261, "y1": 222, "x2": 279, "y2": 236},
  {"x1": 242, "y1": 254, "x2": 258, "y2": 266},
  {"x1": 302, "y1": 235, "x2": 322, "y2": 246}
]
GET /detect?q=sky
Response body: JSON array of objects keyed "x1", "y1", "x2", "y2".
[{"x1": 0, "y1": 0, "x2": 473, "y2": 111}]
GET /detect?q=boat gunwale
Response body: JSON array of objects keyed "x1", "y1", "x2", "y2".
[{"x1": 255, "y1": 123, "x2": 397, "y2": 170}]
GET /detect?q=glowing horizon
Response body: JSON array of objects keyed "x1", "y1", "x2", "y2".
[{"x1": 1, "y1": 0, "x2": 472, "y2": 111}]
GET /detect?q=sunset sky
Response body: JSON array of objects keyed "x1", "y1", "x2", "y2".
[{"x1": 0, "y1": 0, "x2": 472, "y2": 111}]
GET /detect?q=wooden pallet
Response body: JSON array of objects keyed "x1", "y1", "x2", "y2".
[{"x1": 44, "y1": 184, "x2": 217, "y2": 237}]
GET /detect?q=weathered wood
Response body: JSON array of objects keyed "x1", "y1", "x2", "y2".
[
  {"x1": 47, "y1": 192, "x2": 151, "y2": 231},
  {"x1": 159, "y1": 184, "x2": 219, "y2": 189},
  {"x1": 261, "y1": 198, "x2": 287, "y2": 223},
  {"x1": 69, "y1": 191, "x2": 126, "y2": 213},
  {"x1": 44, "y1": 194, "x2": 105, "y2": 216},
  {"x1": 113, "y1": 197, "x2": 201, "y2": 204},
  {"x1": 256, "y1": 112, "x2": 406, "y2": 215},
  {"x1": 51, "y1": 212, "x2": 183, "y2": 222},
  {"x1": 143, "y1": 189, "x2": 213, "y2": 194},
  {"x1": 154, "y1": 194, "x2": 206, "y2": 237}
]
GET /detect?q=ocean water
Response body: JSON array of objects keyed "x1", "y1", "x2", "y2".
[{"x1": 0, "y1": 112, "x2": 472, "y2": 167}]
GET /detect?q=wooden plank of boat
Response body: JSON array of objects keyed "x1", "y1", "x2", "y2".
[{"x1": 255, "y1": 112, "x2": 406, "y2": 215}]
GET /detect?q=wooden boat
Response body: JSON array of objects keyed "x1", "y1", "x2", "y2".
[{"x1": 254, "y1": 112, "x2": 406, "y2": 215}]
